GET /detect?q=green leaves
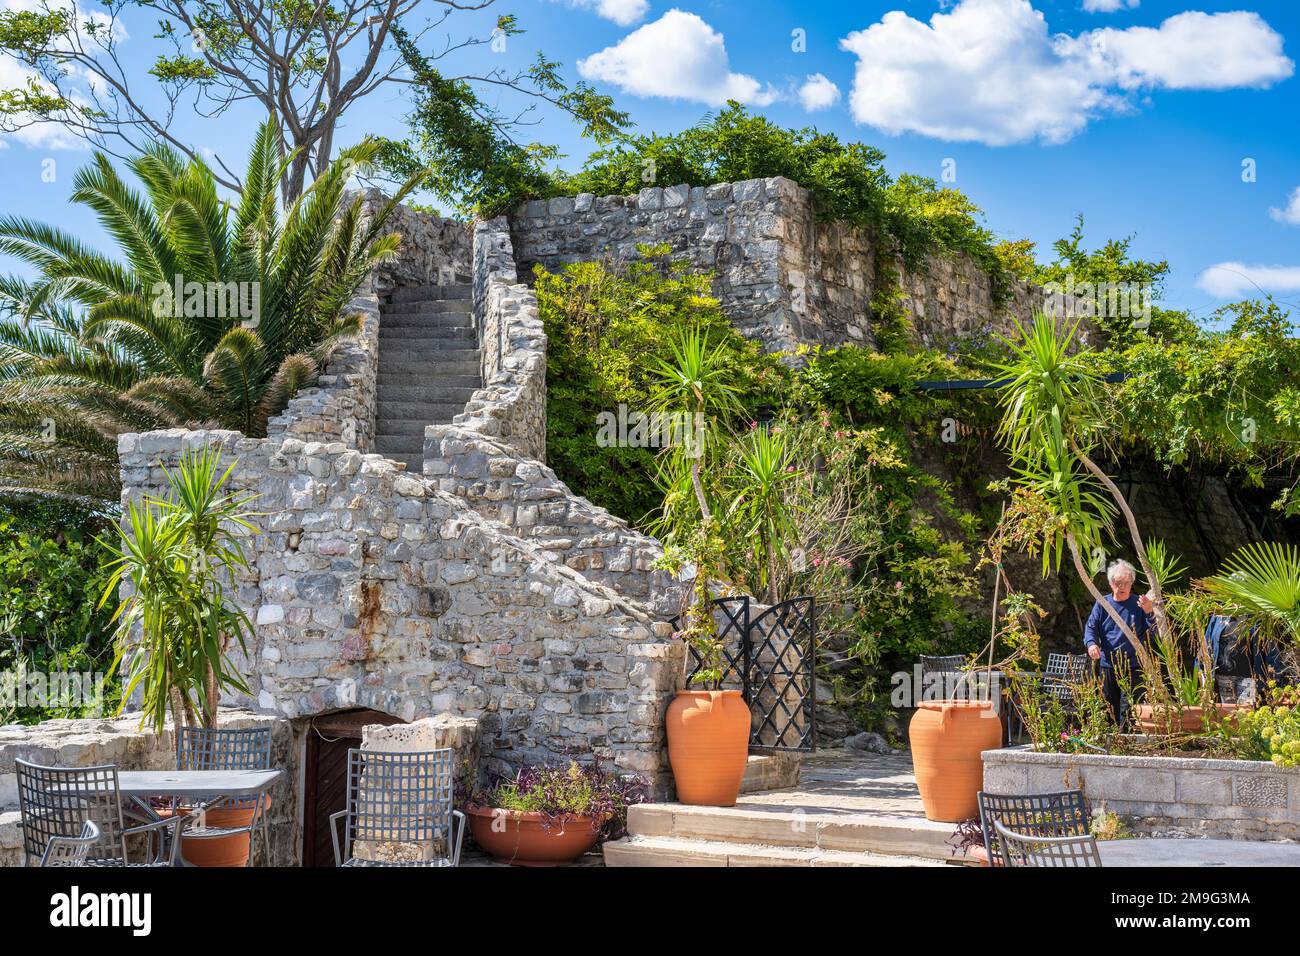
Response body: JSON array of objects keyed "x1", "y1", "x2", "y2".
[
  {"x1": 1204, "y1": 542, "x2": 1300, "y2": 645},
  {"x1": 101, "y1": 446, "x2": 258, "y2": 732}
]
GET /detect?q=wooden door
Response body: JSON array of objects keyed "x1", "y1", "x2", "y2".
[{"x1": 301, "y1": 709, "x2": 404, "y2": 867}]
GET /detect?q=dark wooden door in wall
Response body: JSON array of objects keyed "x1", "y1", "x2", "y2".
[{"x1": 302, "y1": 708, "x2": 405, "y2": 867}]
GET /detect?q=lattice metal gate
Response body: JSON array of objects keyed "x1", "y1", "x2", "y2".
[{"x1": 678, "y1": 595, "x2": 817, "y2": 752}]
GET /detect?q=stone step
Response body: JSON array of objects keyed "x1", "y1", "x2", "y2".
[
  {"x1": 601, "y1": 835, "x2": 949, "y2": 868},
  {"x1": 623, "y1": 803, "x2": 956, "y2": 860},
  {"x1": 389, "y1": 284, "x2": 471, "y2": 304},
  {"x1": 377, "y1": 371, "x2": 482, "y2": 388},
  {"x1": 377, "y1": 384, "x2": 480, "y2": 404},
  {"x1": 380, "y1": 314, "x2": 473, "y2": 330},
  {"x1": 383, "y1": 300, "x2": 474, "y2": 316},
  {"x1": 377, "y1": 401, "x2": 469, "y2": 421},
  {"x1": 378, "y1": 329, "x2": 478, "y2": 345},
  {"x1": 374, "y1": 436, "x2": 424, "y2": 453},
  {"x1": 377, "y1": 348, "x2": 480, "y2": 365},
  {"x1": 375, "y1": 414, "x2": 464, "y2": 435}
]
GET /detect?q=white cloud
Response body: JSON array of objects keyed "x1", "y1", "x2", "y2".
[
  {"x1": 565, "y1": 0, "x2": 649, "y2": 26},
  {"x1": 839, "y1": 0, "x2": 1293, "y2": 146},
  {"x1": 1197, "y1": 262, "x2": 1300, "y2": 298},
  {"x1": 1270, "y1": 188, "x2": 1300, "y2": 226},
  {"x1": 1082, "y1": 0, "x2": 1138, "y2": 12},
  {"x1": 578, "y1": 9, "x2": 777, "y2": 107},
  {"x1": 798, "y1": 74, "x2": 840, "y2": 112}
]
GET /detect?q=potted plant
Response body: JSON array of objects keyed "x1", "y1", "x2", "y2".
[
  {"x1": 464, "y1": 758, "x2": 646, "y2": 865},
  {"x1": 102, "y1": 446, "x2": 262, "y2": 866},
  {"x1": 649, "y1": 329, "x2": 755, "y2": 807}
]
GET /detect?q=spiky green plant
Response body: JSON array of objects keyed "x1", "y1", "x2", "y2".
[
  {"x1": 0, "y1": 119, "x2": 425, "y2": 503},
  {"x1": 100, "y1": 446, "x2": 259, "y2": 732},
  {"x1": 727, "y1": 424, "x2": 801, "y2": 604},
  {"x1": 1203, "y1": 542, "x2": 1300, "y2": 646}
]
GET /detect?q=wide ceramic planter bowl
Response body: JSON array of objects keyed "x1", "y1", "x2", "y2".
[
  {"x1": 465, "y1": 807, "x2": 603, "y2": 865},
  {"x1": 1131, "y1": 702, "x2": 1245, "y2": 734}
]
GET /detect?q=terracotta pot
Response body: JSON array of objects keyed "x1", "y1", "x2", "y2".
[
  {"x1": 1131, "y1": 702, "x2": 1245, "y2": 734},
  {"x1": 909, "y1": 699, "x2": 1003, "y2": 823},
  {"x1": 665, "y1": 689, "x2": 751, "y2": 806},
  {"x1": 465, "y1": 807, "x2": 602, "y2": 865},
  {"x1": 170, "y1": 796, "x2": 271, "y2": 867}
]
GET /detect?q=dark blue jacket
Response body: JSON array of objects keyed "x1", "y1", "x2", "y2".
[{"x1": 1083, "y1": 594, "x2": 1151, "y2": 672}]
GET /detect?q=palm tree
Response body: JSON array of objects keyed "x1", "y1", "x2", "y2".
[
  {"x1": 1204, "y1": 542, "x2": 1300, "y2": 646},
  {"x1": 0, "y1": 119, "x2": 425, "y2": 503},
  {"x1": 727, "y1": 424, "x2": 801, "y2": 604}
]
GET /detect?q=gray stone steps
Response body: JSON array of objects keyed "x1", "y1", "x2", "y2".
[
  {"x1": 378, "y1": 330, "x2": 477, "y2": 345},
  {"x1": 373, "y1": 281, "x2": 479, "y2": 469},
  {"x1": 389, "y1": 284, "x2": 471, "y2": 304},
  {"x1": 377, "y1": 372, "x2": 482, "y2": 388},
  {"x1": 375, "y1": 414, "x2": 464, "y2": 436},
  {"x1": 601, "y1": 835, "x2": 949, "y2": 868},
  {"x1": 377, "y1": 384, "x2": 479, "y2": 403},
  {"x1": 378, "y1": 402, "x2": 469, "y2": 422}
]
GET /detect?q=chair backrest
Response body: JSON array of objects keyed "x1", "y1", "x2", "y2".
[
  {"x1": 41, "y1": 820, "x2": 102, "y2": 867},
  {"x1": 978, "y1": 790, "x2": 1089, "y2": 868},
  {"x1": 340, "y1": 748, "x2": 455, "y2": 864},
  {"x1": 993, "y1": 819, "x2": 1102, "y2": 867},
  {"x1": 16, "y1": 759, "x2": 126, "y2": 864},
  {"x1": 920, "y1": 655, "x2": 966, "y2": 675},
  {"x1": 176, "y1": 725, "x2": 273, "y2": 771},
  {"x1": 1045, "y1": 653, "x2": 1090, "y2": 681}
]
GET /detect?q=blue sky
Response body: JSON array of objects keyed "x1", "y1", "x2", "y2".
[{"x1": 2, "y1": 0, "x2": 1298, "y2": 321}]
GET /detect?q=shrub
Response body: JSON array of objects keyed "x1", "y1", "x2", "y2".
[{"x1": 468, "y1": 759, "x2": 647, "y2": 840}]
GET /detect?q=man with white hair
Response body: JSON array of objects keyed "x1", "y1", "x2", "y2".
[{"x1": 1084, "y1": 559, "x2": 1154, "y2": 725}]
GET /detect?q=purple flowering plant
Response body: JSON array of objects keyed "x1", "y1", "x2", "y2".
[{"x1": 466, "y1": 756, "x2": 648, "y2": 840}]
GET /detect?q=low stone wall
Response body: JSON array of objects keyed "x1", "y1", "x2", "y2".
[
  {"x1": 983, "y1": 746, "x2": 1300, "y2": 841},
  {"x1": 354, "y1": 188, "x2": 472, "y2": 293},
  {"x1": 266, "y1": 288, "x2": 380, "y2": 451},
  {"x1": 510, "y1": 176, "x2": 1067, "y2": 355},
  {"x1": 119, "y1": 429, "x2": 685, "y2": 793},
  {"x1": 0, "y1": 710, "x2": 296, "y2": 866}
]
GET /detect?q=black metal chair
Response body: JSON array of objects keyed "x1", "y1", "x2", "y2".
[
  {"x1": 920, "y1": 655, "x2": 971, "y2": 700},
  {"x1": 38, "y1": 820, "x2": 101, "y2": 867},
  {"x1": 174, "y1": 725, "x2": 274, "y2": 866},
  {"x1": 16, "y1": 760, "x2": 182, "y2": 867},
  {"x1": 978, "y1": 789, "x2": 1090, "y2": 868},
  {"x1": 330, "y1": 748, "x2": 464, "y2": 867},
  {"x1": 993, "y1": 819, "x2": 1102, "y2": 867}
]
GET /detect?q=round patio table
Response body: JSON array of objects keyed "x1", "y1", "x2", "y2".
[{"x1": 1098, "y1": 838, "x2": 1300, "y2": 867}]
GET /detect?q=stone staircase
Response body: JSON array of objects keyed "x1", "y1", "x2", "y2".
[
  {"x1": 375, "y1": 282, "x2": 480, "y2": 470},
  {"x1": 602, "y1": 750, "x2": 964, "y2": 867}
]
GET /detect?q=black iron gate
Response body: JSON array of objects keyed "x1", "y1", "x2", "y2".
[{"x1": 677, "y1": 595, "x2": 817, "y2": 752}]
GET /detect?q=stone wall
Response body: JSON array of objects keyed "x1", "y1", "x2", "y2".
[
  {"x1": 118, "y1": 429, "x2": 685, "y2": 793},
  {"x1": 509, "y1": 176, "x2": 1064, "y2": 355},
  {"x1": 266, "y1": 288, "x2": 380, "y2": 451},
  {"x1": 0, "y1": 710, "x2": 296, "y2": 866},
  {"x1": 352, "y1": 188, "x2": 472, "y2": 294},
  {"x1": 983, "y1": 746, "x2": 1300, "y2": 841}
]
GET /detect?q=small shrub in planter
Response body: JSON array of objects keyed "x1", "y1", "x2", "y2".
[{"x1": 464, "y1": 759, "x2": 646, "y2": 865}]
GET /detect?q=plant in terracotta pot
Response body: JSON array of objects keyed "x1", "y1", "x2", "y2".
[
  {"x1": 647, "y1": 328, "x2": 758, "y2": 807},
  {"x1": 464, "y1": 758, "x2": 646, "y2": 865},
  {"x1": 102, "y1": 446, "x2": 263, "y2": 866}
]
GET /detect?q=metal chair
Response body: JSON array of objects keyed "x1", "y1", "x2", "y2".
[
  {"x1": 978, "y1": 790, "x2": 1090, "y2": 868},
  {"x1": 993, "y1": 819, "x2": 1103, "y2": 867},
  {"x1": 1043, "y1": 652, "x2": 1091, "y2": 705},
  {"x1": 16, "y1": 760, "x2": 182, "y2": 867},
  {"x1": 39, "y1": 820, "x2": 101, "y2": 867},
  {"x1": 331, "y1": 748, "x2": 464, "y2": 868},
  {"x1": 920, "y1": 655, "x2": 971, "y2": 701},
  {"x1": 920, "y1": 654, "x2": 967, "y2": 674},
  {"x1": 174, "y1": 725, "x2": 274, "y2": 866}
]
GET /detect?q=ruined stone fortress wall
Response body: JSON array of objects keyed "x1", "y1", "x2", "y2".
[{"x1": 510, "y1": 176, "x2": 1062, "y2": 354}]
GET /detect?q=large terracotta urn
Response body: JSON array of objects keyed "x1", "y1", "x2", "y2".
[
  {"x1": 909, "y1": 700, "x2": 1003, "y2": 822},
  {"x1": 666, "y1": 689, "x2": 751, "y2": 806}
]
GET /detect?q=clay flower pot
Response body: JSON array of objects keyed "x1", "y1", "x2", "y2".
[
  {"x1": 1131, "y1": 702, "x2": 1245, "y2": 735},
  {"x1": 465, "y1": 807, "x2": 602, "y2": 865},
  {"x1": 909, "y1": 699, "x2": 1003, "y2": 823},
  {"x1": 167, "y1": 797, "x2": 270, "y2": 867},
  {"x1": 666, "y1": 689, "x2": 751, "y2": 806}
]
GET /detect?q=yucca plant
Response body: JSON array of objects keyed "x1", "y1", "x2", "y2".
[
  {"x1": 100, "y1": 446, "x2": 259, "y2": 732},
  {"x1": 727, "y1": 424, "x2": 801, "y2": 604},
  {"x1": 0, "y1": 119, "x2": 425, "y2": 503}
]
